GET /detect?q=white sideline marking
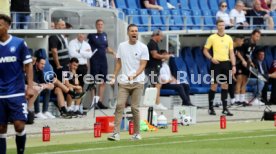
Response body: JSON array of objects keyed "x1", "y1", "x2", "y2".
[{"x1": 36, "y1": 134, "x2": 276, "y2": 154}]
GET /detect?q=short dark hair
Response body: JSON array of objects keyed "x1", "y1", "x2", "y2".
[
  {"x1": 216, "y1": 19, "x2": 225, "y2": 25},
  {"x1": 127, "y1": 24, "x2": 138, "y2": 31},
  {"x1": 233, "y1": 35, "x2": 244, "y2": 41},
  {"x1": 0, "y1": 14, "x2": 12, "y2": 26},
  {"x1": 36, "y1": 57, "x2": 46, "y2": 63},
  {"x1": 251, "y1": 29, "x2": 261, "y2": 36},
  {"x1": 95, "y1": 19, "x2": 104, "y2": 25},
  {"x1": 70, "y1": 57, "x2": 79, "y2": 64}
]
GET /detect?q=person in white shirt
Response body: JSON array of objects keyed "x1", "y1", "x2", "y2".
[
  {"x1": 68, "y1": 32, "x2": 92, "y2": 87},
  {"x1": 230, "y1": 1, "x2": 249, "y2": 29},
  {"x1": 108, "y1": 24, "x2": 149, "y2": 141},
  {"x1": 216, "y1": 1, "x2": 234, "y2": 29},
  {"x1": 159, "y1": 50, "x2": 194, "y2": 106}
]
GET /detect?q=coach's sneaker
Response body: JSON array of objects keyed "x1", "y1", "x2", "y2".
[
  {"x1": 35, "y1": 112, "x2": 47, "y2": 119},
  {"x1": 107, "y1": 133, "x2": 120, "y2": 141},
  {"x1": 131, "y1": 134, "x2": 142, "y2": 141},
  {"x1": 43, "y1": 112, "x2": 56, "y2": 119}
]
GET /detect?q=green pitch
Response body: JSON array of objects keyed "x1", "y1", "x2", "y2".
[{"x1": 7, "y1": 121, "x2": 276, "y2": 154}]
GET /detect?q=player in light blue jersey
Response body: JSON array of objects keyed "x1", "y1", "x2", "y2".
[{"x1": 0, "y1": 14, "x2": 34, "y2": 154}]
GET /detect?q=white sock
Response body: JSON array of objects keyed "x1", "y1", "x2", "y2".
[
  {"x1": 231, "y1": 98, "x2": 235, "y2": 104},
  {"x1": 235, "y1": 94, "x2": 240, "y2": 102},
  {"x1": 68, "y1": 105, "x2": 74, "y2": 111},
  {"x1": 240, "y1": 94, "x2": 245, "y2": 102},
  {"x1": 16, "y1": 129, "x2": 26, "y2": 136},
  {"x1": 74, "y1": 105, "x2": 80, "y2": 111}
]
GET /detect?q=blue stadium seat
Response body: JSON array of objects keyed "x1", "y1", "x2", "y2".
[
  {"x1": 180, "y1": 10, "x2": 194, "y2": 29},
  {"x1": 125, "y1": 9, "x2": 141, "y2": 27},
  {"x1": 169, "y1": 57, "x2": 190, "y2": 84},
  {"x1": 115, "y1": 0, "x2": 127, "y2": 9},
  {"x1": 148, "y1": 10, "x2": 166, "y2": 31},
  {"x1": 125, "y1": 0, "x2": 139, "y2": 9},
  {"x1": 189, "y1": 0, "x2": 200, "y2": 10},
  {"x1": 208, "y1": 0, "x2": 219, "y2": 11},
  {"x1": 270, "y1": 11, "x2": 276, "y2": 29},
  {"x1": 192, "y1": 47, "x2": 210, "y2": 87},
  {"x1": 181, "y1": 47, "x2": 198, "y2": 86},
  {"x1": 157, "y1": 0, "x2": 169, "y2": 10},
  {"x1": 137, "y1": 0, "x2": 142, "y2": 8},
  {"x1": 181, "y1": 47, "x2": 209, "y2": 94},
  {"x1": 139, "y1": 9, "x2": 150, "y2": 31},
  {"x1": 160, "y1": 10, "x2": 174, "y2": 30},
  {"x1": 264, "y1": 46, "x2": 274, "y2": 71},
  {"x1": 180, "y1": 0, "x2": 190, "y2": 10},
  {"x1": 192, "y1": 10, "x2": 202, "y2": 29},
  {"x1": 199, "y1": 0, "x2": 210, "y2": 10},
  {"x1": 202, "y1": 10, "x2": 215, "y2": 30},
  {"x1": 226, "y1": 0, "x2": 235, "y2": 10},
  {"x1": 171, "y1": 9, "x2": 185, "y2": 30}
]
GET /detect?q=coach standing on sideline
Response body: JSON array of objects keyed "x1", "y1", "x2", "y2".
[
  {"x1": 203, "y1": 19, "x2": 236, "y2": 116},
  {"x1": 0, "y1": 14, "x2": 34, "y2": 154},
  {"x1": 108, "y1": 24, "x2": 149, "y2": 141},
  {"x1": 87, "y1": 19, "x2": 116, "y2": 109}
]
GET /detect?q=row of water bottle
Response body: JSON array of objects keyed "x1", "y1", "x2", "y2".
[{"x1": 81, "y1": 0, "x2": 111, "y2": 8}]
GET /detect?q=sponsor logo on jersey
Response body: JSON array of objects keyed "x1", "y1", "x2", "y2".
[{"x1": 0, "y1": 56, "x2": 17, "y2": 63}]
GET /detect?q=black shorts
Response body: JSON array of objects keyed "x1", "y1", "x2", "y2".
[
  {"x1": 90, "y1": 61, "x2": 108, "y2": 83},
  {"x1": 210, "y1": 61, "x2": 231, "y2": 84},
  {"x1": 236, "y1": 63, "x2": 250, "y2": 76}
]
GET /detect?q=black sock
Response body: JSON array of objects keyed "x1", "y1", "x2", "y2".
[
  {"x1": 208, "y1": 90, "x2": 216, "y2": 109},
  {"x1": 221, "y1": 89, "x2": 228, "y2": 110},
  {"x1": 0, "y1": 135, "x2": 6, "y2": 154},
  {"x1": 16, "y1": 133, "x2": 26, "y2": 154}
]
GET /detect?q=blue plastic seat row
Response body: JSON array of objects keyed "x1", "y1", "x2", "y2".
[
  {"x1": 124, "y1": 8, "x2": 216, "y2": 31},
  {"x1": 115, "y1": 0, "x2": 224, "y2": 11}
]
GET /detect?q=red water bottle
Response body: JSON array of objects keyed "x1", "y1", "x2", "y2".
[
  {"x1": 42, "y1": 126, "x2": 50, "y2": 142},
  {"x1": 129, "y1": 121, "x2": 134, "y2": 135},
  {"x1": 94, "y1": 123, "x2": 101, "y2": 138},
  {"x1": 274, "y1": 114, "x2": 276, "y2": 127},
  {"x1": 220, "y1": 115, "x2": 226, "y2": 129},
  {"x1": 172, "y1": 119, "x2": 178, "y2": 133}
]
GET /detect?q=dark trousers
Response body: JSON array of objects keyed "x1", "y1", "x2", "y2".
[
  {"x1": 162, "y1": 83, "x2": 191, "y2": 105},
  {"x1": 34, "y1": 89, "x2": 51, "y2": 113},
  {"x1": 77, "y1": 64, "x2": 88, "y2": 87}
]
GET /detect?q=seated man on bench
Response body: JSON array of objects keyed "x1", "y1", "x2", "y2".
[{"x1": 159, "y1": 50, "x2": 194, "y2": 106}]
